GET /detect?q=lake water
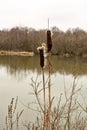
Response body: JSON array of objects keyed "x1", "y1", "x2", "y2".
[{"x1": 0, "y1": 55, "x2": 87, "y2": 130}]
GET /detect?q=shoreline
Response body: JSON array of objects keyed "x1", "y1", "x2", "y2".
[
  {"x1": 0, "y1": 50, "x2": 34, "y2": 56},
  {"x1": 0, "y1": 50, "x2": 87, "y2": 58}
]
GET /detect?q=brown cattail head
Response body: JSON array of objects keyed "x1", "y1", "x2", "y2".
[
  {"x1": 39, "y1": 49, "x2": 44, "y2": 68},
  {"x1": 47, "y1": 30, "x2": 52, "y2": 52},
  {"x1": 37, "y1": 44, "x2": 45, "y2": 68}
]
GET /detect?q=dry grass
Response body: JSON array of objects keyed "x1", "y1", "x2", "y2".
[{"x1": 4, "y1": 97, "x2": 24, "y2": 130}]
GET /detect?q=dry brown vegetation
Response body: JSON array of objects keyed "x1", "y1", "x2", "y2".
[{"x1": 0, "y1": 26, "x2": 87, "y2": 56}]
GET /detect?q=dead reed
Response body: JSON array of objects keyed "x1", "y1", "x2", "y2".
[{"x1": 4, "y1": 97, "x2": 24, "y2": 130}]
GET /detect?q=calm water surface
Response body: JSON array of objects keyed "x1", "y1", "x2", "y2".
[{"x1": 0, "y1": 55, "x2": 87, "y2": 129}]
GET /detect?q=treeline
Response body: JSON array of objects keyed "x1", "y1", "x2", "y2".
[
  {"x1": 0, "y1": 27, "x2": 46, "y2": 54},
  {"x1": 52, "y1": 27, "x2": 87, "y2": 56},
  {"x1": 0, "y1": 26, "x2": 87, "y2": 56}
]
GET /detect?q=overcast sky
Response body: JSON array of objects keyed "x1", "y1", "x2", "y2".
[{"x1": 0, "y1": 0, "x2": 87, "y2": 31}]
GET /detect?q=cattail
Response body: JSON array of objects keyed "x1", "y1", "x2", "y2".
[
  {"x1": 47, "y1": 30, "x2": 52, "y2": 52},
  {"x1": 37, "y1": 44, "x2": 45, "y2": 68},
  {"x1": 39, "y1": 49, "x2": 44, "y2": 68}
]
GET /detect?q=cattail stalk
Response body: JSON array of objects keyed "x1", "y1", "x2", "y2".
[
  {"x1": 47, "y1": 30, "x2": 52, "y2": 130},
  {"x1": 42, "y1": 67, "x2": 46, "y2": 130},
  {"x1": 38, "y1": 48, "x2": 46, "y2": 130},
  {"x1": 47, "y1": 55, "x2": 51, "y2": 130},
  {"x1": 37, "y1": 30, "x2": 52, "y2": 129}
]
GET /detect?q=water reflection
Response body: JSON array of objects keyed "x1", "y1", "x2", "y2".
[
  {"x1": 0, "y1": 55, "x2": 87, "y2": 78},
  {"x1": 0, "y1": 55, "x2": 87, "y2": 130},
  {"x1": 51, "y1": 56, "x2": 87, "y2": 75}
]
